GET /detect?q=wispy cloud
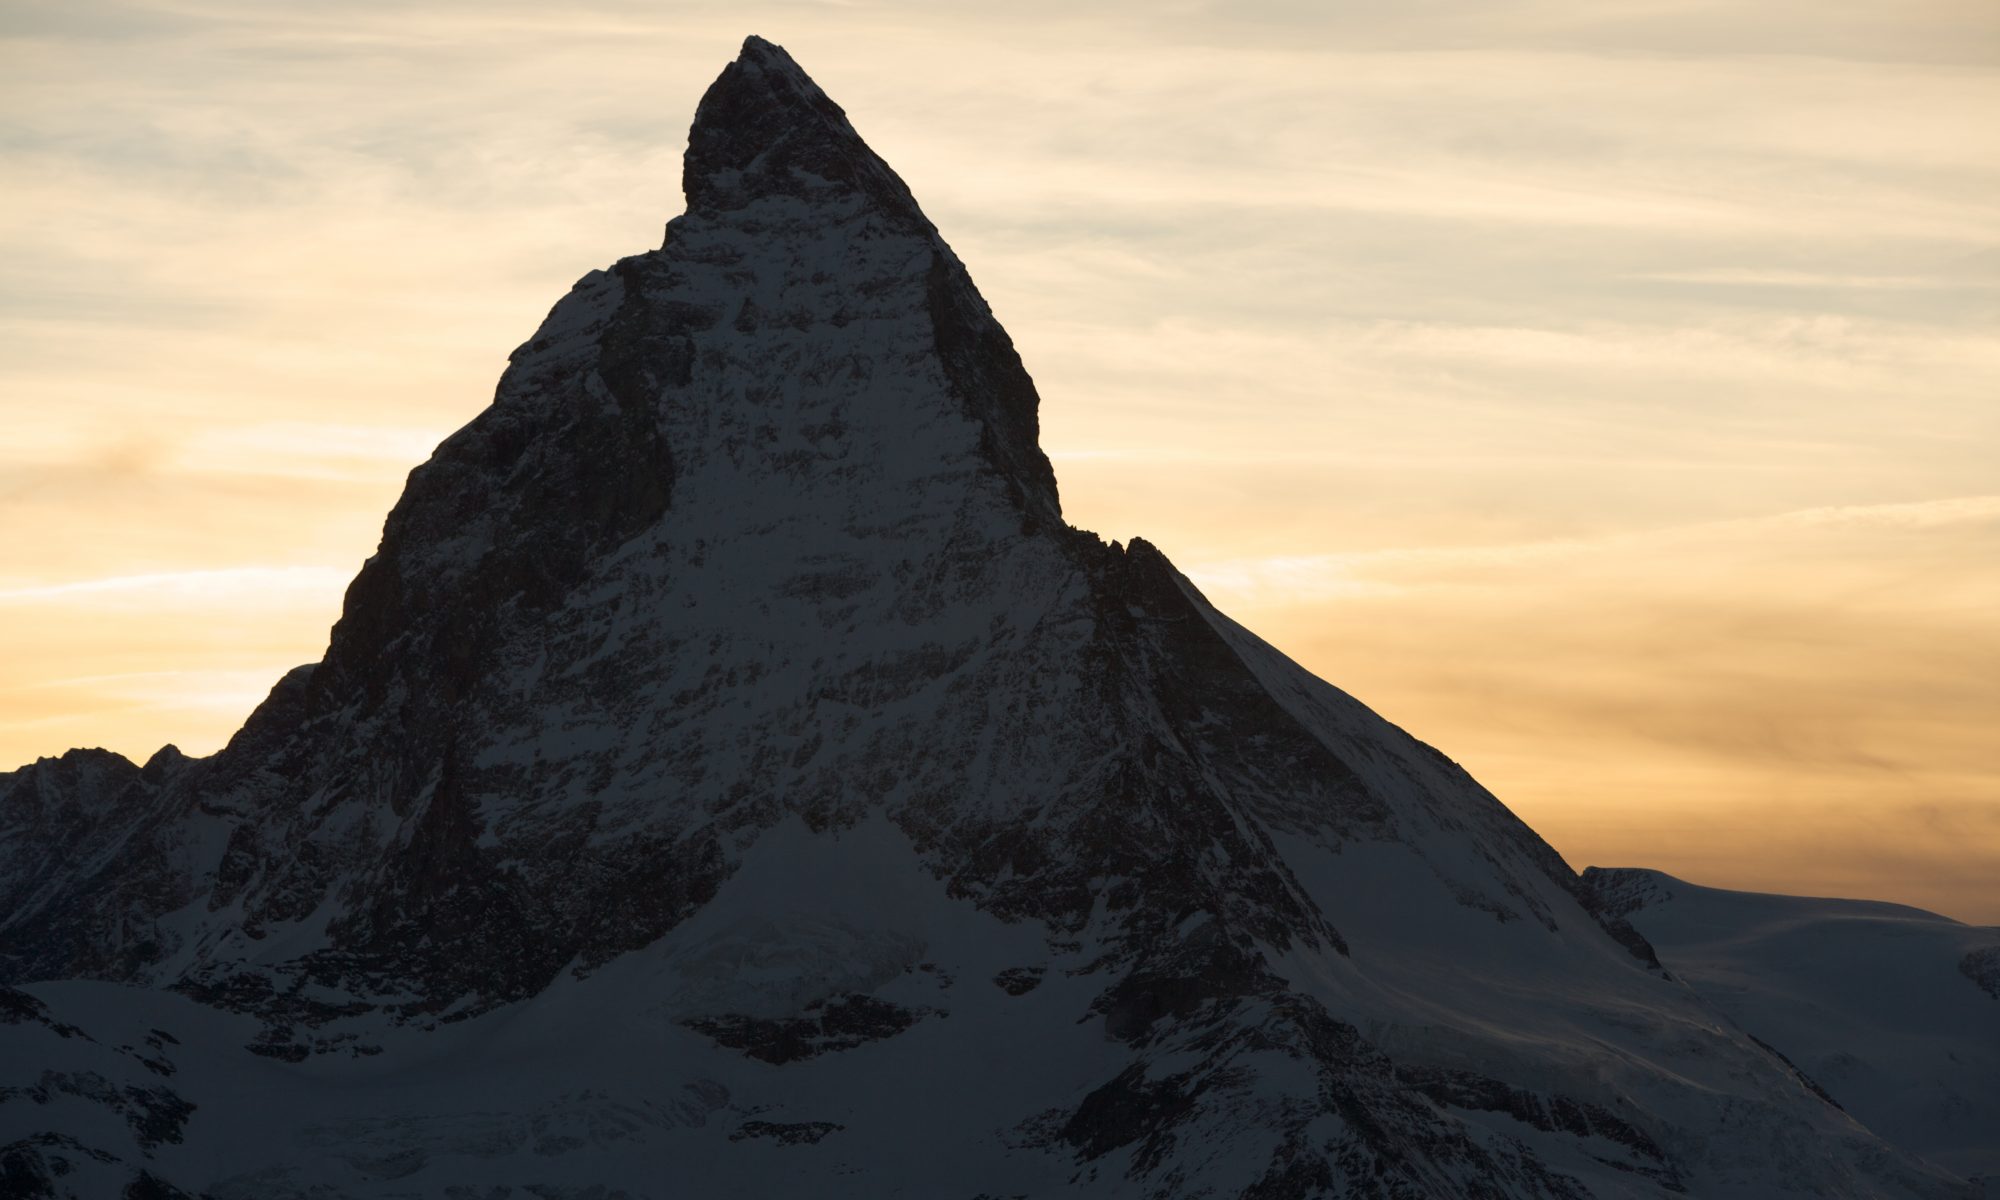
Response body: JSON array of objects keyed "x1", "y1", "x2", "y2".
[
  {"x1": 170, "y1": 423, "x2": 447, "y2": 482},
  {"x1": 1631, "y1": 269, "x2": 2000, "y2": 290},
  {"x1": 0, "y1": 566, "x2": 353, "y2": 606},
  {"x1": 1187, "y1": 495, "x2": 2000, "y2": 603}
]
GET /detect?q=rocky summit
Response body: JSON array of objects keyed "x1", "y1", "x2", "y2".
[{"x1": 1, "y1": 36, "x2": 1990, "y2": 1200}]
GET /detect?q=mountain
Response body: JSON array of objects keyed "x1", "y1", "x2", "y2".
[
  {"x1": 1, "y1": 36, "x2": 1988, "y2": 1199},
  {"x1": 1581, "y1": 868, "x2": 2000, "y2": 1189}
]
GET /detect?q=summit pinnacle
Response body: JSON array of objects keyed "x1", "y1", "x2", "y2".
[{"x1": 682, "y1": 36, "x2": 922, "y2": 225}]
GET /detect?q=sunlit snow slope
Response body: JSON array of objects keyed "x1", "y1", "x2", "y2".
[{"x1": 1585, "y1": 867, "x2": 2000, "y2": 1187}]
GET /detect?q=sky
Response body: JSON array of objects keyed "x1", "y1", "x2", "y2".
[{"x1": 2, "y1": 0, "x2": 1996, "y2": 921}]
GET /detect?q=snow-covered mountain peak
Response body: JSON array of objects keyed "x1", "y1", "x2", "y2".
[
  {"x1": 2, "y1": 36, "x2": 1987, "y2": 1199},
  {"x1": 681, "y1": 35, "x2": 921, "y2": 227},
  {"x1": 669, "y1": 34, "x2": 1060, "y2": 522},
  {"x1": 299, "y1": 37, "x2": 1065, "y2": 739}
]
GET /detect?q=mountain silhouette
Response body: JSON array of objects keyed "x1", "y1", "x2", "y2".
[{"x1": 0, "y1": 36, "x2": 1982, "y2": 1199}]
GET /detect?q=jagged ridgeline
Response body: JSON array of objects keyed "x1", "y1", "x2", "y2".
[{"x1": 0, "y1": 36, "x2": 1981, "y2": 1200}]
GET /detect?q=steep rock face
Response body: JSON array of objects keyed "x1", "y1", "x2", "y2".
[
  {"x1": 0, "y1": 747, "x2": 190, "y2": 982},
  {"x1": 0, "y1": 37, "x2": 1980, "y2": 1199}
]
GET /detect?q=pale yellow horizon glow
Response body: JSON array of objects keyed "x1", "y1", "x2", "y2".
[{"x1": 3, "y1": 1, "x2": 1997, "y2": 921}]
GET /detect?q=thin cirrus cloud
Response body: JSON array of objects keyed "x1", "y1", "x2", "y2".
[
  {"x1": 1, "y1": 0, "x2": 1996, "y2": 919},
  {"x1": 1631, "y1": 269, "x2": 2000, "y2": 290},
  {"x1": 1186, "y1": 494, "x2": 2000, "y2": 602},
  {"x1": 0, "y1": 566, "x2": 355, "y2": 607}
]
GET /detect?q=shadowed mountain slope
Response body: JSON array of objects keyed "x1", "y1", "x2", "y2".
[{"x1": 0, "y1": 36, "x2": 1980, "y2": 1200}]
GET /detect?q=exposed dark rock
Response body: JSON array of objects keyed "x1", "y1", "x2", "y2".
[
  {"x1": 728, "y1": 1120, "x2": 844, "y2": 1145},
  {"x1": 124, "y1": 1169, "x2": 202, "y2": 1200},
  {"x1": 993, "y1": 967, "x2": 1044, "y2": 995},
  {"x1": 686, "y1": 994, "x2": 932, "y2": 1064},
  {"x1": 1747, "y1": 1033, "x2": 1845, "y2": 1111},
  {"x1": 0, "y1": 989, "x2": 87, "y2": 1040},
  {"x1": 2, "y1": 1071, "x2": 194, "y2": 1154},
  {"x1": 1394, "y1": 1065, "x2": 1673, "y2": 1171},
  {"x1": 1960, "y1": 946, "x2": 2000, "y2": 1000}
]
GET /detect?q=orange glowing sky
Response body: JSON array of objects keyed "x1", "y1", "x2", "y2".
[{"x1": 3, "y1": 1, "x2": 1997, "y2": 921}]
